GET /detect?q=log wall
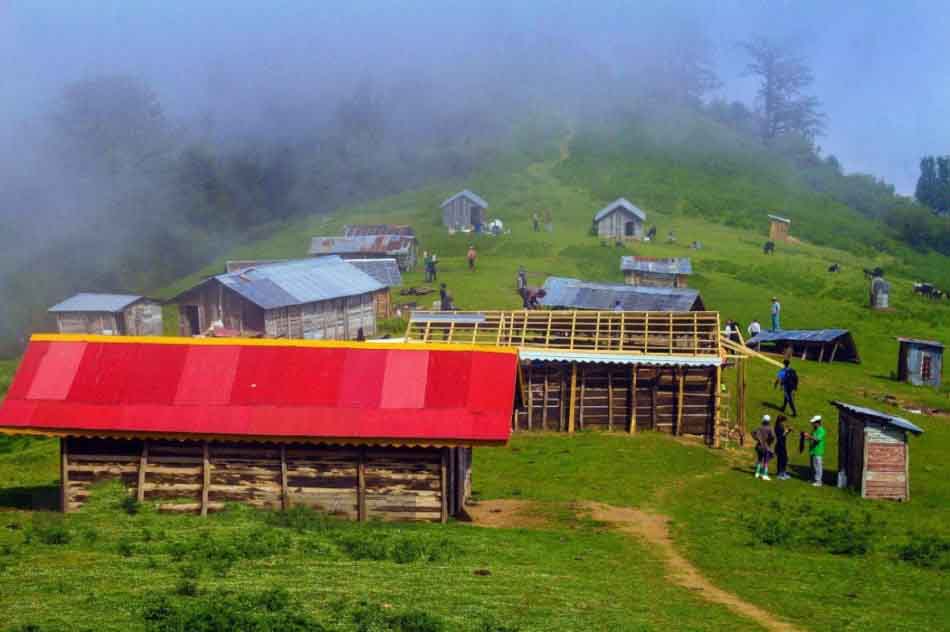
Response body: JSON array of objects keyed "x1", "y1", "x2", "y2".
[
  {"x1": 514, "y1": 362, "x2": 717, "y2": 443},
  {"x1": 61, "y1": 437, "x2": 470, "y2": 521}
]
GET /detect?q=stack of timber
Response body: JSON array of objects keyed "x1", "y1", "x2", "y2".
[{"x1": 0, "y1": 335, "x2": 516, "y2": 522}]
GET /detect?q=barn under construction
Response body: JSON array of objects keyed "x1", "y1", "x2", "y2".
[{"x1": 406, "y1": 310, "x2": 732, "y2": 445}]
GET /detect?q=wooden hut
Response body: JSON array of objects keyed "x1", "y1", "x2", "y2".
[
  {"x1": 768, "y1": 214, "x2": 791, "y2": 242},
  {"x1": 621, "y1": 257, "x2": 692, "y2": 288},
  {"x1": 440, "y1": 190, "x2": 488, "y2": 232},
  {"x1": 172, "y1": 257, "x2": 385, "y2": 339},
  {"x1": 308, "y1": 235, "x2": 417, "y2": 271},
  {"x1": 593, "y1": 198, "x2": 646, "y2": 241},
  {"x1": 406, "y1": 310, "x2": 726, "y2": 445},
  {"x1": 0, "y1": 335, "x2": 518, "y2": 521},
  {"x1": 343, "y1": 224, "x2": 415, "y2": 238},
  {"x1": 745, "y1": 329, "x2": 859, "y2": 363},
  {"x1": 48, "y1": 293, "x2": 163, "y2": 336},
  {"x1": 897, "y1": 337, "x2": 943, "y2": 387},
  {"x1": 540, "y1": 277, "x2": 705, "y2": 311},
  {"x1": 832, "y1": 401, "x2": 923, "y2": 501},
  {"x1": 347, "y1": 258, "x2": 402, "y2": 319},
  {"x1": 870, "y1": 276, "x2": 890, "y2": 309}
]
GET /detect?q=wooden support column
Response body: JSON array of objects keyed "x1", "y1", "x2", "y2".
[
  {"x1": 559, "y1": 365, "x2": 567, "y2": 432},
  {"x1": 818, "y1": 345, "x2": 826, "y2": 364},
  {"x1": 541, "y1": 367, "x2": 549, "y2": 431},
  {"x1": 200, "y1": 441, "x2": 210, "y2": 517},
  {"x1": 60, "y1": 438, "x2": 69, "y2": 514},
  {"x1": 568, "y1": 363, "x2": 578, "y2": 434},
  {"x1": 829, "y1": 343, "x2": 840, "y2": 363},
  {"x1": 650, "y1": 377, "x2": 658, "y2": 430},
  {"x1": 357, "y1": 448, "x2": 367, "y2": 522},
  {"x1": 578, "y1": 365, "x2": 586, "y2": 431},
  {"x1": 676, "y1": 369, "x2": 685, "y2": 436},
  {"x1": 137, "y1": 441, "x2": 149, "y2": 503},
  {"x1": 607, "y1": 369, "x2": 614, "y2": 431},
  {"x1": 440, "y1": 448, "x2": 449, "y2": 524},
  {"x1": 280, "y1": 445, "x2": 289, "y2": 511},
  {"x1": 712, "y1": 365, "x2": 722, "y2": 448},
  {"x1": 629, "y1": 366, "x2": 638, "y2": 434},
  {"x1": 526, "y1": 365, "x2": 534, "y2": 430}
]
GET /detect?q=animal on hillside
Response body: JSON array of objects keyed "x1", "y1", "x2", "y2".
[
  {"x1": 913, "y1": 282, "x2": 945, "y2": 300},
  {"x1": 763, "y1": 241, "x2": 775, "y2": 255},
  {"x1": 646, "y1": 225, "x2": 657, "y2": 241},
  {"x1": 863, "y1": 267, "x2": 884, "y2": 279},
  {"x1": 827, "y1": 263, "x2": 840, "y2": 273}
]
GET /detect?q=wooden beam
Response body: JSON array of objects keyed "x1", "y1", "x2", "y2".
[
  {"x1": 712, "y1": 365, "x2": 722, "y2": 448},
  {"x1": 200, "y1": 441, "x2": 210, "y2": 517},
  {"x1": 568, "y1": 363, "x2": 577, "y2": 433},
  {"x1": 60, "y1": 438, "x2": 69, "y2": 513},
  {"x1": 440, "y1": 448, "x2": 449, "y2": 523},
  {"x1": 280, "y1": 445, "x2": 289, "y2": 511},
  {"x1": 559, "y1": 365, "x2": 567, "y2": 432},
  {"x1": 358, "y1": 448, "x2": 367, "y2": 522},
  {"x1": 578, "y1": 365, "x2": 586, "y2": 431},
  {"x1": 818, "y1": 344, "x2": 826, "y2": 363},
  {"x1": 137, "y1": 441, "x2": 149, "y2": 503},
  {"x1": 607, "y1": 368, "x2": 614, "y2": 431},
  {"x1": 651, "y1": 377, "x2": 658, "y2": 430},
  {"x1": 676, "y1": 369, "x2": 685, "y2": 436},
  {"x1": 830, "y1": 343, "x2": 840, "y2": 363},
  {"x1": 526, "y1": 364, "x2": 534, "y2": 430},
  {"x1": 629, "y1": 367, "x2": 638, "y2": 434}
]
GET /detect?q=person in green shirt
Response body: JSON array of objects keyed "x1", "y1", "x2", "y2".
[{"x1": 803, "y1": 415, "x2": 826, "y2": 487}]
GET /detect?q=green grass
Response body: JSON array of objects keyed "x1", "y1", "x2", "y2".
[{"x1": 2, "y1": 120, "x2": 950, "y2": 630}]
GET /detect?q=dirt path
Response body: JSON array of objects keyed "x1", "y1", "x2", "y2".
[{"x1": 468, "y1": 499, "x2": 800, "y2": 632}]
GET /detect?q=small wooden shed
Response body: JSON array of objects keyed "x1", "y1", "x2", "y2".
[
  {"x1": 621, "y1": 257, "x2": 692, "y2": 288},
  {"x1": 593, "y1": 198, "x2": 646, "y2": 241},
  {"x1": 440, "y1": 190, "x2": 488, "y2": 232},
  {"x1": 897, "y1": 337, "x2": 943, "y2": 387},
  {"x1": 745, "y1": 329, "x2": 859, "y2": 363},
  {"x1": 870, "y1": 276, "x2": 890, "y2": 309},
  {"x1": 768, "y1": 214, "x2": 791, "y2": 242},
  {"x1": 0, "y1": 335, "x2": 519, "y2": 521},
  {"x1": 832, "y1": 401, "x2": 923, "y2": 501},
  {"x1": 173, "y1": 257, "x2": 385, "y2": 339},
  {"x1": 48, "y1": 293, "x2": 163, "y2": 336}
]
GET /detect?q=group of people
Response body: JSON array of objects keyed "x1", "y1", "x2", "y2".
[
  {"x1": 422, "y1": 251, "x2": 439, "y2": 283},
  {"x1": 753, "y1": 413, "x2": 826, "y2": 487},
  {"x1": 531, "y1": 210, "x2": 553, "y2": 232}
]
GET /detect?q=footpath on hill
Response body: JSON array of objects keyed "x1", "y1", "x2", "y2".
[{"x1": 468, "y1": 498, "x2": 801, "y2": 632}]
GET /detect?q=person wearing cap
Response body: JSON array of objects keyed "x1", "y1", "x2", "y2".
[
  {"x1": 770, "y1": 297, "x2": 781, "y2": 331},
  {"x1": 752, "y1": 415, "x2": 775, "y2": 480},
  {"x1": 774, "y1": 415, "x2": 792, "y2": 480},
  {"x1": 803, "y1": 415, "x2": 826, "y2": 487},
  {"x1": 467, "y1": 245, "x2": 477, "y2": 271}
]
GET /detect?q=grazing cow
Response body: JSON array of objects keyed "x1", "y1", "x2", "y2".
[
  {"x1": 828, "y1": 263, "x2": 840, "y2": 273},
  {"x1": 646, "y1": 226, "x2": 657, "y2": 241},
  {"x1": 863, "y1": 266, "x2": 884, "y2": 279},
  {"x1": 763, "y1": 241, "x2": 775, "y2": 255},
  {"x1": 913, "y1": 282, "x2": 944, "y2": 299}
]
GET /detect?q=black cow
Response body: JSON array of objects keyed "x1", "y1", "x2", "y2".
[
  {"x1": 828, "y1": 263, "x2": 840, "y2": 273},
  {"x1": 913, "y1": 283, "x2": 944, "y2": 299},
  {"x1": 763, "y1": 241, "x2": 775, "y2": 255}
]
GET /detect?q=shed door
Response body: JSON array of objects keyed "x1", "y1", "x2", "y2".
[
  {"x1": 921, "y1": 353, "x2": 932, "y2": 382},
  {"x1": 624, "y1": 221, "x2": 635, "y2": 237}
]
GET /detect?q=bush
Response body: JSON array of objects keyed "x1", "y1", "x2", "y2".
[
  {"x1": 742, "y1": 501, "x2": 878, "y2": 556},
  {"x1": 121, "y1": 495, "x2": 141, "y2": 515},
  {"x1": 896, "y1": 534, "x2": 950, "y2": 569},
  {"x1": 344, "y1": 600, "x2": 445, "y2": 632},
  {"x1": 116, "y1": 536, "x2": 136, "y2": 558},
  {"x1": 165, "y1": 527, "x2": 291, "y2": 575},
  {"x1": 142, "y1": 589, "x2": 325, "y2": 632},
  {"x1": 265, "y1": 506, "x2": 337, "y2": 534},
  {"x1": 27, "y1": 515, "x2": 71, "y2": 546},
  {"x1": 476, "y1": 618, "x2": 521, "y2": 632}
]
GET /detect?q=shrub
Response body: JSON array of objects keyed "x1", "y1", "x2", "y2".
[
  {"x1": 345, "y1": 600, "x2": 445, "y2": 632},
  {"x1": 335, "y1": 532, "x2": 390, "y2": 561},
  {"x1": 897, "y1": 534, "x2": 950, "y2": 569},
  {"x1": 121, "y1": 495, "x2": 140, "y2": 515},
  {"x1": 142, "y1": 589, "x2": 326, "y2": 632},
  {"x1": 476, "y1": 618, "x2": 521, "y2": 632},
  {"x1": 27, "y1": 515, "x2": 71, "y2": 545},
  {"x1": 742, "y1": 501, "x2": 878, "y2": 557},
  {"x1": 265, "y1": 506, "x2": 337, "y2": 533},
  {"x1": 116, "y1": 536, "x2": 136, "y2": 558}
]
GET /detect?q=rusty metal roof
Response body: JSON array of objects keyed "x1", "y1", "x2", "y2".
[
  {"x1": 594, "y1": 198, "x2": 646, "y2": 222},
  {"x1": 308, "y1": 234, "x2": 415, "y2": 257},
  {"x1": 343, "y1": 224, "x2": 415, "y2": 237},
  {"x1": 620, "y1": 257, "x2": 693, "y2": 275}
]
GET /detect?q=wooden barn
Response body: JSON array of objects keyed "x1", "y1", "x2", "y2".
[
  {"x1": 896, "y1": 337, "x2": 943, "y2": 387},
  {"x1": 308, "y1": 235, "x2": 417, "y2": 272},
  {"x1": 343, "y1": 224, "x2": 415, "y2": 238},
  {"x1": 406, "y1": 310, "x2": 726, "y2": 445},
  {"x1": 48, "y1": 293, "x2": 163, "y2": 336},
  {"x1": 621, "y1": 257, "x2": 692, "y2": 288},
  {"x1": 172, "y1": 257, "x2": 386, "y2": 339},
  {"x1": 832, "y1": 401, "x2": 923, "y2": 501},
  {"x1": 440, "y1": 190, "x2": 488, "y2": 232},
  {"x1": 540, "y1": 277, "x2": 705, "y2": 311},
  {"x1": 768, "y1": 214, "x2": 791, "y2": 242},
  {"x1": 593, "y1": 198, "x2": 646, "y2": 241},
  {"x1": 346, "y1": 258, "x2": 402, "y2": 319},
  {"x1": 0, "y1": 335, "x2": 518, "y2": 521},
  {"x1": 746, "y1": 329, "x2": 860, "y2": 363}
]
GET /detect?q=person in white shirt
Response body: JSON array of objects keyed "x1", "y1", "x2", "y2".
[{"x1": 748, "y1": 319, "x2": 762, "y2": 338}]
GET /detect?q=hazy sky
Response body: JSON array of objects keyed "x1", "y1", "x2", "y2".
[{"x1": 3, "y1": 0, "x2": 949, "y2": 193}]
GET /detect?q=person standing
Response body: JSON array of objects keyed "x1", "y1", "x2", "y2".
[
  {"x1": 430, "y1": 253, "x2": 438, "y2": 280},
  {"x1": 803, "y1": 415, "x2": 826, "y2": 487},
  {"x1": 774, "y1": 359, "x2": 798, "y2": 417},
  {"x1": 532, "y1": 212, "x2": 540, "y2": 232},
  {"x1": 753, "y1": 415, "x2": 775, "y2": 480},
  {"x1": 774, "y1": 415, "x2": 792, "y2": 479},
  {"x1": 439, "y1": 283, "x2": 452, "y2": 310},
  {"x1": 612, "y1": 299, "x2": 623, "y2": 312},
  {"x1": 517, "y1": 266, "x2": 527, "y2": 292},
  {"x1": 748, "y1": 318, "x2": 762, "y2": 339},
  {"x1": 423, "y1": 251, "x2": 432, "y2": 283},
  {"x1": 770, "y1": 297, "x2": 781, "y2": 331},
  {"x1": 467, "y1": 245, "x2": 477, "y2": 271},
  {"x1": 723, "y1": 320, "x2": 735, "y2": 341},
  {"x1": 543, "y1": 209, "x2": 553, "y2": 232}
]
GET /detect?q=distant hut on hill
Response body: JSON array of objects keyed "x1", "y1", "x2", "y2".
[
  {"x1": 308, "y1": 234, "x2": 417, "y2": 271},
  {"x1": 48, "y1": 293, "x2": 163, "y2": 336},
  {"x1": 621, "y1": 257, "x2": 692, "y2": 288},
  {"x1": 896, "y1": 337, "x2": 943, "y2": 387},
  {"x1": 593, "y1": 198, "x2": 646, "y2": 241},
  {"x1": 768, "y1": 214, "x2": 791, "y2": 242},
  {"x1": 440, "y1": 190, "x2": 488, "y2": 232},
  {"x1": 343, "y1": 224, "x2": 415, "y2": 238},
  {"x1": 870, "y1": 275, "x2": 890, "y2": 309}
]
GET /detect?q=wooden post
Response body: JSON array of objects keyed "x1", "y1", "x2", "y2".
[
  {"x1": 629, "y1": 366, "x2": 638, "y2": 434},
  {"x1": 737, "y1": 360, "x2": 747, "y2": 445},
  {"x1": 607, "y1": 368, "x2": 614, "y2": 431},
  {"x1": 676, "y1": 369, "x2": 685, "y2": 436},
  {"x1": 650, "y1": 377, "x2": 658, "y2": 430},
  {"x1": 358, "y1": 448, "x2": 367, "y2": 522},
  {"x1": 440, "y1": 448, "x2": 448, "y2": 523},
  {"x1": 578, "y1": 365, "x2": 586, "y2": 431},
  {"x1": 904, "y1": 434, "x2": 910, "y2": 501},
  {"x1": 829, "y1": 343, "x2": 840, "y2": 363},
  {"x1": 541, "y1": 367, "x2": 550, "y2": 431},
  {"x1": 568, "y1": 363, "x2": 578, "y2": 434},
  {"x1": 60, "y1": 438, "x2": 69, "y2": 514},
  {"x1": 526, "y1": 365, "x2": 534, "y2": 430},
  {"x1": 818, "y1": 344, "x2": 826, "y2": 364},
  {"x1": 280, "y1": 445, "x2": 289, "y2": 511},
  {"x1": 200, "y1": 441, "x2": 210, "y2": 517},
  {"x1": 712, "y1": 365, "x2": 722, "y2": 448},
  {"x1": 559, "y1": 365, "x2": 567, "y2": 432},
  {"x1": 137, "y1": 440, "x2": 149, "y2": 503}
]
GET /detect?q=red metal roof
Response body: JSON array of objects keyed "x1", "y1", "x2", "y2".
[{"x1": 0, "y1": 335, "x2": 517, "y2": 446}]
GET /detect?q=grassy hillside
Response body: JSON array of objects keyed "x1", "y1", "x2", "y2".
[{"x1": 1, "y1": 118, "x2": 949, "y2": 631}]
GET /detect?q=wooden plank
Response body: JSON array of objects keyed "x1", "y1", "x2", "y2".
[
  {"x1": 559, "y1": 364, "x2": 567, "y2": 432},
  {"x1": 629, "y1": 367, "x2": 637, "y2": 434},
  {"x1": 651, "y1": 377, "x2": 658, "y2": 430},
  {"x1": 568, "y1": 363, "x2": 577, "y2": 434},
  {"x1": 712, "y1": 365, "x2": 721, "y2": 448},
  {"x1": 541, "y1": 367, "x2": 549, "y2": 431},
  {"x1": 358, "y1": 448, "x2": 367, "y2": 521},
  {"x1": 137, "y1": 441, "x2": 149, "y2": 503},
  {"x1": 830, "y1": 343, "x2": 840, "y2": 363},
  {"x1": 578, "y1": 365, "x2": 586, "y2": 430},
  {"x1": 676, "y1": 370, "x2": 685, "y2": 436},
  {"x1": 60, "y1": 439, "x2": 69, "y2": 513},
  {"x1": 440, "y1": 448, "x2": 448, "y2": 524},
  {"x1": 905, "y1": 433, "x2": 910, "y2": 500},
  {"x1": 201, "y1": 442, "x2": 210, "y2": 517},
  {"x1": 527, "y1": 364, "x2": 534, "y2": 430},
  {"x1": 607, "y1": 368, "x2": 614, "y2": 431},
  {"x1": 818, "y1": 344, "x2": 826, "y2": 363},
  {"x1": 280, "y1": 445, "x2": 289, "y2": 510}
]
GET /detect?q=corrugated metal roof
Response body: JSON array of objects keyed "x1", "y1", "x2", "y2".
[
  {"x1": 540, "y1": 277, "x2": 702, "y2": 311},
  {"x1": 343, "y1": 224, "x2": 415, "y2": 237},
  {"x1": 831, "y1": 401, "x2": 924, "y2": 435},
  {"x1": 215, "y1": 257, "x2": 383, "y2": 310},
  {"x1": 620, "y1": 257, "x2": 693, "y2": 275},
  {"x1": 347, "y1": 258, "x2": 403, "y2": 287},
  {"x1": 49, "y1": 293, "x2": 146, "y2": 313},
  {"x1": 746, "y1": 329, "x2": 851, "y2": 345},
  {"x1": 225, "y1": 259, "x2": 288, "y2": 273},
  {"x1": 897, "y1": 337, "x2": 944, "y2": 349},
  {"x1": 409, "y1": 312, "x2": 486, "y2": 324},
  {"x1": 520, "y1": 348, "x2": 722, "y2": 367},
  {"x1": 308, "y1": 234, "x2": 415, "y2": 256},
  {"x1": 440, "y1": 189, "x2": 489, "y2": 209},
  {"x1": 594, "y1": 197, "x2": 646, "y2": 222},
  {"x1": 768, "y1": 214, "x2": 791, "y2": 224}
]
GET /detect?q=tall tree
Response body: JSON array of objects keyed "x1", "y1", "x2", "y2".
[
  {"x1": 936, "y1": 156, "x2": 950, "y2": 214},
  {"x1": 916, "y1": 156, "x2": 939, "y2": 211},
  {"x1": 741, "y1": 37, "x2": 825, "y2": 143}
]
